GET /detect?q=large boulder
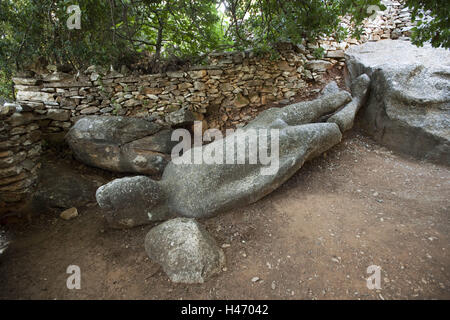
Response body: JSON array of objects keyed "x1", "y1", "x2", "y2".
[
  {"x1": 66, "y1": 116, "x2": 176, "y2": 175},
  {"x1": 96, "y1": 91, "x2": 348, "y2": 227},
  {"x1": 346, "y1": 40, "x2": 450, "y2": 165},
  {"x1": 144, "y1": 218, "x2": 225, "y2": 283}
]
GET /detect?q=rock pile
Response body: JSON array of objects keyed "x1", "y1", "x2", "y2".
[
  {"x1": 343, "y1": 0, "x2": 416, "y2": 42},
  {"x1": 310, "y1": 0, "x2": 417, "y2": 66}
]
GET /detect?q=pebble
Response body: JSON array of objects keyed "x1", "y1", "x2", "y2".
[{"x1": 60, "y1": 207, "x2": 78, "y2": 220}]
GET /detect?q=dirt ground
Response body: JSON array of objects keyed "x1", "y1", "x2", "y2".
[{"x1": 0, "y1": 129, "x2": 449, "y2": 300}]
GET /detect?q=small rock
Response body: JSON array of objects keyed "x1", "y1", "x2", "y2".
[
  {"x1": 165, "y1": 108, "x2": 196, "y2": 126},
  {"x1": 60, "y1": 207, "x2": 78, "y2": 220},
  {"x1": 251, "y1": 277, "x2": 260, "y2": 283}
]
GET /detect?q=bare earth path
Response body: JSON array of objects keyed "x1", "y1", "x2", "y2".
[{"x1": 0, "y1": 131, "x2": 449, "y2": 300}]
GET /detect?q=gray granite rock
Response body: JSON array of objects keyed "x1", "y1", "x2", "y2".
[
  {"x1": 320, "y1": 81, "x2": 340, "y2": 97},
  {"x1": 66, "y1": 116, "x2": 176, "y2": 175},
  {"x1": 162, "y1": 123, "x2": 342, "y2": 219},
  {"x1": 245, "y1": 91, "x2": 351, "y2": 129},
  {"x1": 328, "y1": 74, "x2": 371, "y2": 132},
  {"x1": 346, "y1": 40, "x2": 450, "y2": 164},
  {"x1": 144, "y1": 218, "x2": 225, "y2": 283},
  {"x1": 165, "y1": 108, "x2": 196, "y2": 127},
  {"x1": 96, "y1": 176, "x2": 174, "y2": 228}
]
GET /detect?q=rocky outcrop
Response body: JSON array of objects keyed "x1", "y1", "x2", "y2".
[
  {"x1": 66, "y1": 116, "x2": 176, "y2": 175},
  {"x1": 96, "y1": 91, "x2": 350, "y2": 227},
  {"x1": 144, "y1": 218, "x2": 225, "y2": 283},
  {"x1": 346, "y1": 40, "x2": 450, "y2": 165}
]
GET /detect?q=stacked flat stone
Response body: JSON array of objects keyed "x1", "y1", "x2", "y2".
[
  {"x1": 0, "y1": 102, "x2": 42, "y2": 215},
  {"x1": 13, "y1": 47, "x2": 311, "y2": 132}
]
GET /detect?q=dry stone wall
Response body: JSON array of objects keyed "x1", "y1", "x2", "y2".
[
  {"x1": 0, "y1": 103, "x2": 42, "y2": 215},
  {"x1": 12, "y1": 47, "x2": 314, "y2": 132}
]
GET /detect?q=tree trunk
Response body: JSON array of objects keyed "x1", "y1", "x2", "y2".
[{"x1": 154, "y1": 18, "x2": 164, "y2": 62}]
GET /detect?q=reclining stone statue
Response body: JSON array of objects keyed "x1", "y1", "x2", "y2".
[{"x1": 95, "y1": 76, "x2": 370, "y2": 228}]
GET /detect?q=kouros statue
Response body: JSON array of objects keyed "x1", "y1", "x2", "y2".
[{"x1": 95, "y1": 76, "x2": 370, "y2": 228}]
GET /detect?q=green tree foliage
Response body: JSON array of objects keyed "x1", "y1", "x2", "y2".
[
  {"x1": 0, "y1": 0, "x2": 223, "y2": 97},
  {"x1": 0, "y1": 0, "x2": 130, "y2": 98},
  {"x1": 221, "y1": 0, "x2": 384, "y2": 51},
  {"x1": 0, "y1": 0, "x2": 225, "y2": 68},
  {"x1": 406, "y1": 0, "x2": 450, "y2": 48},
  {"x1": 107, "y1": 0, "x2": 224, "y2": 61},
  {"x1": 1, "y1": 0, "x2": 448, "y2": 99}
]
